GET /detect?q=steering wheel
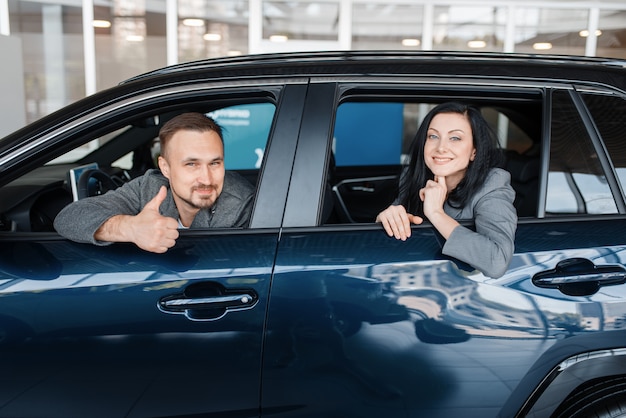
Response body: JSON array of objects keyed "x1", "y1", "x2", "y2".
[{"x1": 76, "y1": 169, "x2": 118, "y2": 200}]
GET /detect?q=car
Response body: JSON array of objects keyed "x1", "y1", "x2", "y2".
[{"x1": 0, "y1": 50, "x2": 626, "y2": 418}]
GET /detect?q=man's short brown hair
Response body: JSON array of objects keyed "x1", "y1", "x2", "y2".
[{"x1": 159, "y1": 112, "x2": 223, "y2": 158}]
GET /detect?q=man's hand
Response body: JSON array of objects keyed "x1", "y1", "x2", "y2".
[
  {"x1": 95, "y1": 186, "x2": 179, "y2": 253},
  {"x1": 375, "y1": 204, "x2": 423, "y2": 241}
]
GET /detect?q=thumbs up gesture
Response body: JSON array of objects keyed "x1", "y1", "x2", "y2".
[{"x1": 94, "y1": 186, "x2": 179, "y2": 253}]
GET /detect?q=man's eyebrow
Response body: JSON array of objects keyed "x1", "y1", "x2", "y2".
[{"x1": 182, "y1": 155, "x2": 223, "y2": 162}]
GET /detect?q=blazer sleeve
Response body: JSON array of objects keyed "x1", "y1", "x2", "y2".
[{"x1": 441, "y1": 169, "x2": 518, "y2": 278}]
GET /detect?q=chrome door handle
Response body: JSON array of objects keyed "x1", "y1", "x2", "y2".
[
  {"x1": 160, "y1": 293, "x2": 255, "y2": 309},
  {"x1": 158, "y1": 282, "x2": 258, "y2": 321},
  {"x1": 532, "y1": 258, "x2": 626, "y2": 296}
]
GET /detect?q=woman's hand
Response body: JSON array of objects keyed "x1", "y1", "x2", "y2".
[
  {"x1": 419, "y1": 175, "x2": 448, "y2": 220},
  {"x1": 376, "y1": 205, "x2": 423, "y2": 241},
  {"x1": 419, "y1": 175, "x2": 459, "y2": 239}
]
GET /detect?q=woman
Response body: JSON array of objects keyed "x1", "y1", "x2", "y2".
[{"x1": 376, "y1": 102, "x2": 517, "y2": 278}]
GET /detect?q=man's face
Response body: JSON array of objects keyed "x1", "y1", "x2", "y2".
[{"x1": 158, "y1": 129, "x2": 225, "y2": 214}]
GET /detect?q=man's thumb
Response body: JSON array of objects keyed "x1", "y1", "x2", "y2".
[{"x1": 146, "y1": 186, "x2": 167, "y2": 212}]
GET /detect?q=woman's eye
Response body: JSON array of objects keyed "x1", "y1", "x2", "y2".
[
  {"x1": 450, "y1": 136, "x2": 461, "y2": 141},
  {"x1": 428, "y1": 134, "x2": 439, "y2": 140}
]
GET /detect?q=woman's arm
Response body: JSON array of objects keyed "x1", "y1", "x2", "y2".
[{"x1": 441, "y1": 170, "x2": 517, "y2": 278}]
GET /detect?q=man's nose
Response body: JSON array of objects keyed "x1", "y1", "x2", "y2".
[{"x1": 198, "y1": 166, "x2": 213, "y2": 183}]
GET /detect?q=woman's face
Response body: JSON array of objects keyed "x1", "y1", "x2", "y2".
[{"x1": 423, "y1": 112, "x2": 477, "y2": 189}]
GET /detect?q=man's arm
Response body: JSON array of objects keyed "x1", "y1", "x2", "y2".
[{"x1": 94, "y1": 186, "x2": 179, "y2": 253}]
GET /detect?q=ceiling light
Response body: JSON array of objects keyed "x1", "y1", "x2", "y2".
[
  {"x1": 182, "y1": 18, "x2": 204, "y2": 27},
  {"x1": 126, "y1": 35, "x2": 144, "y2": 42},
  {"x1": 402, "y1": 38, "x2": 420, "y2": 47},
  {"x1": 269, "y1": 35, "x2": 288, "y2": 42},
  {"x1": 203, "y1": 33, "x2": 222, "y2": 41},
  {"x1": 579, "y1": 29, "x2": 602, "y2": 37},
  {"x1": 467, "y1": 40, "x2": 486, "y2": 48},
  {"x1": 227, "y1": 50, "x2": 243, "y2": 56},
  {"x1": 92, "y1": 20, "x2": 111, "y2": 28},
  {"x1": 533, "y1": 42, "x2": 552, "y2": 50}
]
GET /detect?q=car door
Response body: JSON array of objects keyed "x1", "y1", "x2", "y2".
[
  {"x1": 0, "y1": 83, "x2": 307, "y2": 417},
  {"x1": 261, "y1": 81, "x2": 626, "y2": 417}
]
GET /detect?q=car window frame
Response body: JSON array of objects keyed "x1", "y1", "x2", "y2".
[
  {"x1": 0, "y1": 80, "x2": 309, "y2": 234},
  {"x1": 284, "y1": 78, "x2": 626, "y2": 230}
]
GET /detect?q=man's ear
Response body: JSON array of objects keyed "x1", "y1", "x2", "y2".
[{"x1": 158, "y1": 155, "x2": 170, "y2": 178}]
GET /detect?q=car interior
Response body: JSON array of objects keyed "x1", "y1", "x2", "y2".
[
  {"x1": 0, "y1": 103, "x2": 273, "y2": 233},
  {"x1": 0, "y1": 93, "x2": 547, "y2": 234},
  {"x1": 323, "y1": 97, "x2": 542, "y2": 224}
]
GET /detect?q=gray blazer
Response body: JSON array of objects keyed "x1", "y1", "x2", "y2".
[
  {"x1": 54, "y1": 169, "x2": 255, "y2": 246},
  {"x1": 440, "y1": 168, "x2": 517, "y2": 278}
]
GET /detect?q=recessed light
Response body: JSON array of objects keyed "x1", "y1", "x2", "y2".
[
  {"x1": 402, "y1": 38, "x2": 420, "y2": 47},
  {"x1": 203, "y1": 33, "x2": 222, "y2": 41},
  {"x1": 269, "y1": 35, "x2": 288, "y2": 42},
  {"x1": 468, "y1": 40, "x2": 486, "y2": 48},
  {"x1": 182, "y1": 18, "x2": 204, "y2": 27},
  {"x1": 92, "y1": 20, "x2": 111, "y2": 28},
  {"x1": 533, "y1": 42, "x2": 552, "y2": 50}
]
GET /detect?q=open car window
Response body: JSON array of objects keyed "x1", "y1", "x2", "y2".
[
  {"x1": 326, "y1": 98, "x2": 539, "y2": 224},
  {"x1": 0, "y1": 102, "x2": 276, "y2": 233}
]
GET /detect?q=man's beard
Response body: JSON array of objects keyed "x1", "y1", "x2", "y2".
[{"x1": 181, "y1": 185, "x2": 218, "y2": 210}]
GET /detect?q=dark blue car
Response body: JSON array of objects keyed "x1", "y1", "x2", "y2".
[{"x1": 1, "y1": 51, "x2": 626, "y2": 417}]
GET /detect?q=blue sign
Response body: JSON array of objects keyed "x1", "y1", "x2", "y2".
[{"x1": 209, "y1": 103, "x2": 275, "y2": 170}]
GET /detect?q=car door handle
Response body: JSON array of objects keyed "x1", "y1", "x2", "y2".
[
  {"x1": 532, "y1": 258, "x2": 626, "y2": 296},
  {"x1": 158, "y1": 282, "x2": 258, "y2": 321},
  {"x1": 160, "y1": 293, "x2": 255, "y2": 309}
]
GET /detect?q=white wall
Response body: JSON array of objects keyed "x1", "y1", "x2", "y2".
[{"x1": 0, "y1": 35, "x2": 26, "y2": 138}]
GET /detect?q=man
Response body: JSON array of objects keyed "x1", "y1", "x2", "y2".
[{"x1": 54, "y1": 112, "x2": 255, "y2": 253}]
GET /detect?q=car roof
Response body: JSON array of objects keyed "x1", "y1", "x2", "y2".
[
  {"x1": 120, "y1": 50, "x2": 626, "y2": 91},
  {"x1": 2, "y1": 51, "x2": 624, "y2": 161}
]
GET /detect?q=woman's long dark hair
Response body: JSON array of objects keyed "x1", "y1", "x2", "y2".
[{"x1": 398, "y1": 102, "x2": 503, "y2": 214}]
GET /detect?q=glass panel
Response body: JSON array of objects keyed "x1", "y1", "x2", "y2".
[
  {"x1": 263, "y1": 1, "x2": 339, "y2": 41},
  {"x1": 210, "y1": 103, "x2": 275, "y2": 170},
  {"x1": 352, "y1": 3, "x2": 423, "y2": 50},
  {"x1": 8, "y1": 0, "x2": 85, "y2": 123},
  {"x1": 596, "y1": 9, "x2": 626, "y2": 59},
  {"x1": 178, "y1": 0, "x2": 249, "y2": 62},
  {"x1": 514, "y1": 7, "x2": 588, "y2": 55},
  {"x1": 330, "y1": 98, "x2": 540, "y2": 223},
  {"x1": 547, "y1": 90, "x2": 616, "y2": 214},
  {"x1": 582, "y1": 92, "x2": 626, "y2": 199},
  {"x1": 432, "y1": 6, "x2": 506, "y2": 52},
  {"x1": 333, "y1": 101, "x2": 536, "y2": 167},
  {"x1": 94, "y1": 0, "x2": 167, "y2": 91}
]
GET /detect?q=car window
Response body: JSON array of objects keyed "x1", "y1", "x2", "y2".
[
  {"x1": 580, "y1": 92, "x2": 626, "y2": 199},
  {"x1": 328, "y1": 99, "x2": 538, "y2": 223},
  {"x1": 210, "y1": 103, "x2": 274, "y2": 170},
  {"x1": 0, "y1": 102, "x2": 276, "y2": 233},
  {"x1": 50, "y1": 103, "x2": 274, "y2": 173},
  {"x1": 547, "y1": 90, "x2": 617, "y2": 215}
]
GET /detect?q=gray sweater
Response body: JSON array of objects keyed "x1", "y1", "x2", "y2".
[{"x1": 54, "y1": 169, "x2": 254, "y2": 245}]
